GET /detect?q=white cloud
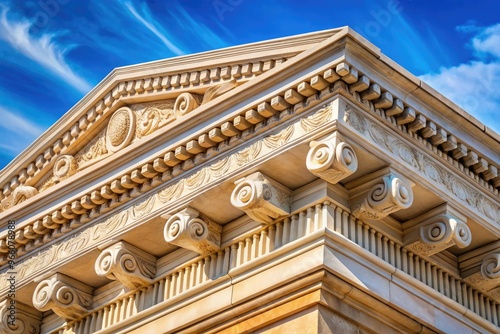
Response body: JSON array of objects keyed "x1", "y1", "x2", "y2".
[
  {"x1": 0, "y1": 105, "x2": 45, "y2": 160},
  {"x1": 0, "y1": 6, "x2": 92, "y2": 94},
  {"x1": 419, "y1": 23, "x2": 500, "y2": 134},
  {"x1": 123, "y1": 1, "x2": 185, "y2": 55},
  {"x1": 0, "y1": 106, "x2": 44, "y2": 137}
]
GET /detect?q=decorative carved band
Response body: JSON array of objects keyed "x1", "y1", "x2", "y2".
[
  {"x1": 163, "y1": 207, "x2": 221, "y2": 254},
  {"x1": 32, "y1": 273, "x2": 93, "y2": 320},
  {"x1": 95, "y1": 241, "x2": 157, "y2": 289},
  {"x1": 306, "y1": 132, "x2": 358, "y2": 184},
  {"x1": 0, "y1": 299, "x2": 41, "y2": 334},
  {"x1": 230, "y1": 172, "x2": 291, "y2": 224},
  {"x1": 350, "y1": 170, "x2": 414, "y2": 220},
  {"x1": 404, "y1": 213, "x2": 471, "y2": 256}
]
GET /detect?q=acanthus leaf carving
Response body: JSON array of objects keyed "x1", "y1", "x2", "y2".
[
  {"x1": 134, "y1": 101, "x2": 175, "y2": 139},
  {"x1": 32, "y1": 273, "x2": 93, "y2": 320},
  {"x1": 95, "y1": 241, "x2": 156, "y2": 289},
  {"x1": 163, "y1": 207, "x2": 221, "y2": 254},
  {"x1": 306, "y1": 132, "x2": 358, "y2": 184},
  {"x1": 230, "y1": 172, "x2": 291, "y2": 224},
  {"x1": 350, "y1": 169, "x2": 414, "y2": 220},
  {"x1": 201, "y1": 80, "x2": 239, "y2": 105}
]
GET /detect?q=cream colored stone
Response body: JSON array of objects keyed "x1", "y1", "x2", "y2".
[
  {"x1": 404, "y1": 204, "x2": 472, "y2": 256},
  {"x1": 306, "y1": 131, "x2": 358, "y2": 184},
  {"x1": 230, "y1": 172, "x2": 291, "y2": 224},
  {"x1": 32, "y1": 273, "x2": 93, "y2": 321},
  {"x1": 95, "y1": 240, "x2": 156, "y2": 289}
]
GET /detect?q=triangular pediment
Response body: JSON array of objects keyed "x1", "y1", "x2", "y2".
[{"x1": 0, "y1": 29, "x2": 344, "y2": 212}]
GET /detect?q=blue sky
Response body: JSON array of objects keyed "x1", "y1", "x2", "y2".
[{"x1": 0, "y1": 0, "x2": 499, "y2": 169}]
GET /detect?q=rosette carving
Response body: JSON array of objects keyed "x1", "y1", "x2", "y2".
[
  {"x1": 53, "y1": 155, "x2": 77, "y2": 181},
  {"x1": 0, "y1": 299, "x2": 41, "y2": 334},
  {"x1": 306, "y1": 133, "x2": 358, "y2": 184},
  {"x1": 174, "y1": 93, "x2": 201, "y2": 116},
  {"x1": 32, "y1": 273, "x2": 92, "y2": 320},
  {"x1": 351, "y1": 171, "x2": 413, "y2": 220},
  {"x1": 106, "y1": 107, "x2": 136, "y2": 153},
  {"x1": 230, "y1": 172, "x2": 291, "y2": 224},
  {"x1": 163, "y1": 207, "x2": 221, "y2": 254},
  {"x1": 95, "y1": 241, "x2": 156, "y2": 289}
]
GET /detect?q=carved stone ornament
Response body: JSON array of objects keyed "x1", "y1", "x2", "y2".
[
  {"x1": 10, "y1": 185, "x2": 38, "y2": 207},
  {"x1": 230, "y1": 172, "x2": 291, "y2": 224},
  {"x1": 174, "y1": 92, "x2": 201, "y2": 117},
  {"x1": 163, "y1": 207, "x2": 221, "y2": 254},
  {"x1": 32, "y1": 273, "x2": 93, "y2": 320},
  {"x1": 53, "y1": 155, "x2": 77, "y2": 181},
  {"x1": 95, "y1": 241, "x2": 157, "y2": 289},
  {"x1": 463, "y1": 252, "x2": 500, "y2": 299},
  {"x1": 0, "y1": 299, "x2": 41, "y2": 334},
  {"x1": 106, "y1": 107, "x2": 136, "y2": 153},
  {"x1": 404, "y1": 208, "x2": 472, "y2": 256},
  {"x1": 350, "y1": 170, "x2": 414, "y2": 220},
  {"x1": 306, "y1": 132, "x2": 358, "y2": 184}
]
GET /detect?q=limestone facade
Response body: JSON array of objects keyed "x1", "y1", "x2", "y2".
[{"x1": 1, "y1": 27, "x2": 500, "y2": 333}]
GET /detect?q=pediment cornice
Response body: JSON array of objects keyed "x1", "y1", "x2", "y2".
[{"x1": 0, "y1": 29, "x2": 346, "y2": 211}]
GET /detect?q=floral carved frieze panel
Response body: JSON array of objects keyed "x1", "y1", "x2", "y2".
[
  {"x1": 0, "y1": 101, "x2": 336, "y2": 289},
  {"x1": 343, "y1": 104, "x2": 500, "y2": 226}
]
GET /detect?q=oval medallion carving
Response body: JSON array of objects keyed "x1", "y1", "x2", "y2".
[{"x1": 106, "y1": 107, "x2": 136, "y2": 153}]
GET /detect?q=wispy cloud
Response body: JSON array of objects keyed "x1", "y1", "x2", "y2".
[
  {"x1": 123, "y1": 0, "x2": 185, "y2": 55},
  {"x1": 419, "y1": 23, "x2": 500, "y2": 133},
  {"x1": 0, "y1": 105, "x2": 45, "y2": 161},
  {"x1": 0, "y1": 6, "x2": 92, "y2": 94},
  {"x1": 168, "y1": 2, "x2": 229, "y2": 50}
]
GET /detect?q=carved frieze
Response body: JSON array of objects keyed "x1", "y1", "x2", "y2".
[
  {"x1": 306, "y1": 132, "x2": 358, "y2": 184},
  {"x1": 404, "y1": 205, "x2": 471, "y2": 256},
  {"x1": 349, "y1": 169, "x2": 414, "y2": 220},
  {"x1": 32, "y1": 273, "x2": 93, "y2": 320},
  {"x1": 231, "y1": 172, "x2": 291, "y2": 224},
  {"x1": 95, "y1": 241, "x2": 156, "y2": 289},
  {"x1": 343, "y1": 104, "x2": 500, "y2": 225},
  {"x1": 0, "y1": 299, "x2": 41, "y2": 334},
  {"x1": 163, "y1": 207, "x2": 221, "y2": 254}
]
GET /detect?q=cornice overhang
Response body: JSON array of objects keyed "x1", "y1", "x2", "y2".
[{"x1": 0, "y1": 28, "x2": 344, "y2": 201}]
